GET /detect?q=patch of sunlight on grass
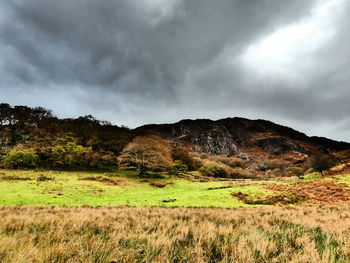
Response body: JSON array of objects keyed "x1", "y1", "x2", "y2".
[
  {"x1": 0, "y1": 169, "x2": 277, "y2": 207},
  {"x1": 304, "y1": 172, "x2": 322, "y2": 181}
]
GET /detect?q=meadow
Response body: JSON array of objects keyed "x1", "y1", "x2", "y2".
[
  {"x1": 1, "y1": 170, "x2": 350, "y2": 262},
  {"x1": 1, "y1": 205, "x2": 350, "y2": 263},
  {"x1": 0, "y1": 169, "x2": 277, "y2": 207}
]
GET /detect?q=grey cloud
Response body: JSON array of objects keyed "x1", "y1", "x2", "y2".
[{"x1": 1, "y1": 0, "x2": 349, "y2": 141}]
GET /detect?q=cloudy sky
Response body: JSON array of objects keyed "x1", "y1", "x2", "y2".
[{"x1": 0, "y1": 0, "x2": 349, "y2": 141}]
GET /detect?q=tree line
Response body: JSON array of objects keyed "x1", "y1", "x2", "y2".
[
  {"x1": 0, "y1": 103, "x2": 132, "y2": 169},
  {"x1": 0, "y1": 103, "x2": 335, "y2": 177},
  {"x1": 0, "y1": 103, "x2": 196, "y2": 174}
]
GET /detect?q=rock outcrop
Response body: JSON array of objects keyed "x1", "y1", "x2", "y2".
[{"x1": 135, "y1": 117, "x2": 350, "y2": 157}]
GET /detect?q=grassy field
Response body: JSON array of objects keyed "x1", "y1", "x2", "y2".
[
  {"x1": 1, "y1": 205, "x2": 350, "y2": 263},
  {"x1": 0, "y1": 169, "x2": 278, "y2": 207},
  {"x1": 0, "y1": 169, "x2": 350, "y2": 207},
  {"x1": 1, "y1": 170, "x2": 350, "y2": 262}
]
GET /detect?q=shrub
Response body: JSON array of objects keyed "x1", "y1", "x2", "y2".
[
  {"x1": 230, "y1": 167, "x2": 255, "y2": 179},
  {"x1": 2, "y1": 150, "x2": 39, "y2": 168},
  {"x1": 171, "y1": 146, "x2": 196, "y2": 171},
  {"x1": 287, "y1": 166, "x2": 306, "y2": 177},
  {"x1": 199, "y1": 161, "x2": 230, "y2": 178},
  {"x1": 258, "y1": 159, "x2": 289, "y2": 172},
  {"x1": 265, "y1": 168, "x2": 285, "y2": 178},
  {"x1": 170, "y1": 160, "x2": 188, "y2": 175},
  {"x1": 215, "y1": 156, "x2": 246, "y2": 168},
  {"x1": 88, "y1": 151, "x2": 117, "y2": 169},
  {"x1": 308, "y1": 155, "x2": 335, "y2": 176},
  {"x1": 192, "y1": 156, "x2": 204, "y2": 169}
]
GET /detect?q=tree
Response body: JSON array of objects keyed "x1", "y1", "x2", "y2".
[
  {"x1": 2, "y1": 150, "x2": 39, "y2": 168},
  {"x1": 119, "y1": 136, "x2": 172, "y2": 176},
  {"x1": 49, "y1": 135, "x2": 92, "y2": 168},
  {"x1": 309, "y1": 155, "x2": 334, "y2": 176},
  {"x1": 171, "y1": 146, "x2": 196, "y2": 171}
]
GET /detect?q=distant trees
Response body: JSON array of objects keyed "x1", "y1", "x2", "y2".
[
  {"x1": 119, "y1": 136, "x2": 172, "y2": 176},
  {"x1": 2, "y1": 150, "x2": 39, "y2": 168},
  {"x1": 0, "y1": 103, "x2": 53, "y2": 125},
  {"x1": 309, "y1": 155, "x2": 334, "y2": 176},
  {"x1": 0, "y1": 103, "x2": 132, "y2": 170}
]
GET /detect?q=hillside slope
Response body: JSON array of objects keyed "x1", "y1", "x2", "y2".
[{"x1": 135, "y1": 117, "x2": 350, "y2": 161}]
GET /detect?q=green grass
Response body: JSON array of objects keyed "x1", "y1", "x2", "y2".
[
  {"x1": 1, "y1": 169, "x2": 349, "y2": 207},
  {"x1": 303, "y1": 172, "x2": 323, "y2": 180},
  {"x1": 0, "y1": 169, "x2": 276, "y2": 207}
]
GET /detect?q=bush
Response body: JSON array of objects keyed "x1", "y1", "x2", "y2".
[
  {"x1": 308, "y1": 155, "x2": 335, "y2": 176},
  {"x1": 230, "y1": 167, "x2": 255, "y2": 179},
  {"x1": 88, "y1": 151, "x2": 117, "y2": 169},
  {"x1": 171, "y1": 146, "x2": 196, "y2": 171},
  {"x1": 2, "y1": 150, "x2": 39, "y2": 168},
  {"x1": 258, "y1": 159, "x2": 289, "y2": 172},
  {"x1": 287, "y1": 166, "x2": 306, "y2": 177},
  {"x1": 199, "y1": 161, "x2": 230, "y2": 178},
  {"x1": 215, "y1": 156, "x2": 246, "y2": 168},
  {"x1": 170, "y1": 160, "x2": 188, "y2": 175},
  {"x1": 192, "y1": 156, "x2": 204, "y2": 170},
  {"x1": 265, "y1": 168, "x2": 285, "y2": 178}
]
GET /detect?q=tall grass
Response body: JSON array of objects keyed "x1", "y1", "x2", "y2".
[{"x1": 0, "y1": 206, "x2": 350, "y2": 262}]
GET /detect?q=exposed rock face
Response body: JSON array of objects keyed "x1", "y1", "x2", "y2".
[
  {"x1": 134, "y1": 117, "x2": 350, "y2": 156},
  {"x1": 187, "y1": 126, "x2": 238, "y2": 155},
  {"x1": 254, "y1": 137, "x2": 304, "y2": 155},
  {"x1": 136, "y1": 119, "x2": 239, "y2": 155}
]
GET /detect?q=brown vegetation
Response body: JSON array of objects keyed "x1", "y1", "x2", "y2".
[
  {"x1": 149, "y1": 181, "x2": 173, "y2": 188},
  {"x1": 266, "y1": 178, "x2": 350, "y2": 204},
  {"x1": 232, "y1": 191, "x2": 305, "y2": 205},
  {"x1": 1, "y1": 206, "x2": 350, "y2": 262},
  {"x1": 118, "y1": 136, "x2": 172, "y2": 176},
  {"x1": 79, "y1": 175, "x2": 123, "y2": 186}
]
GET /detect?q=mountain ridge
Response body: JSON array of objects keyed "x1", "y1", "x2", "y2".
[{"x1": 135, "y1": 117, "x2": 350, "y2": 158}]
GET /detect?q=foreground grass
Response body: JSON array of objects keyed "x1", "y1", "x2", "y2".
[
  {"x1": 1, "y1": 206, "x2": 350, "y2": 262},
  {"x1": 0, "y1": 169, "x2": 276, "y2": 207}
]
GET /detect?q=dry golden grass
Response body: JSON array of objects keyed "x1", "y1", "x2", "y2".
[{"x1": 1, "y1": 206, "x2": 350, "y2": 263}]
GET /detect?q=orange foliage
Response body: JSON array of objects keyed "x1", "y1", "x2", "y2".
[{"x1": 119, "y1": 135, "x2": 172, "y2": 176}]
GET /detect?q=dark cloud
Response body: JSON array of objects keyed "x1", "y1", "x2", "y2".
[{"x1": 1, "y1": 0, "x2": 349, "y2": 141}]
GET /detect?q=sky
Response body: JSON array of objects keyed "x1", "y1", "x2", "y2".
[{"x1": 0, "y1": 0, "x2": 349, "y2": 142}]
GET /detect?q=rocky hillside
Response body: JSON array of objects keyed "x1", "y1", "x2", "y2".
[{"x1": 135, "y1": 117, "x2": 350, "y2": 160}]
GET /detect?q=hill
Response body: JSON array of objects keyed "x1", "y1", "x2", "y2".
[
  {"x1": 1, "y1": 103, "x2": 350, "y2": 175},
  {"x1": 136, "y1": 117, "x2": 350, "y2": 157}
]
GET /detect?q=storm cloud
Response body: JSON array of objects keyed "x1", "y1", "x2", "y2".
[{"x1": 0, "y1": 0, "x2": 349, "y2": 141}]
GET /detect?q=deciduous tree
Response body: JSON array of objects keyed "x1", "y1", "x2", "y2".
[{"x1": 119, "y1": 136, "x2": 172, "y2": 176}]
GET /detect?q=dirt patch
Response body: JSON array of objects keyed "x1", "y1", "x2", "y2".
[
  {"x1": 150, "y1": 182, "x2": 174, "y2": 188},
  {"x1": 207, "y1": 185, "x2": 233, "y2": 191},
  {"x1": 161, "y1": 198, "x2": 176, "y2": 203},
  {"x1": 0, "y1": 175, "x2": 32, "y2": 181},
  {"x1": 79, "y1": 176, "x2": 123, "y2": 186},
  {"x1": 266, "y1": 178, "x2": 350, "y2": 204},
  {"x1": 36, "y1": 174, "x2": 55, "y2": 182}
]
